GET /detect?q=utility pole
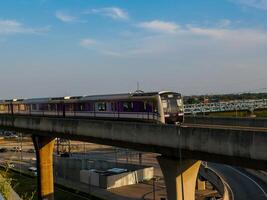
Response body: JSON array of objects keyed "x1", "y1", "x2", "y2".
[
  {"x1": 114, "y1": 147, "x2": 118, "y2": 166},
  {"x1": 83, "y1": 142, "x2": 86, "y2": 160},
  {"x1": 20, "y1": 133, "x2": 23, "y2": 176},
  {"x1": 56, "y1": 138, "x2": 60, "y2": 155},
  {"x1": 126, "y1": 149, "x2": 129, "y2": 164},
  {"x1": 68, "y1": 140, "x2": 71, "y2": 154},
  {"x1": 138, "y1": 152, "x2": 142, "y2": 166}
]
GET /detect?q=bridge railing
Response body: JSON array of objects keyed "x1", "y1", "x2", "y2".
[
  {"x1": 199, "y1": 164, "x2": 232, "y2": 200},
  {"x1": 184, "y1": 99, "x2": 267, "y2": 114}
]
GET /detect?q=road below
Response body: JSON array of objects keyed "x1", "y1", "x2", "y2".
[{"x1": 209, "y1": 162, "x2": 267, "y2": 200}]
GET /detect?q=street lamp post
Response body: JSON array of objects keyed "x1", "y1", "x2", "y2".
[
  {"x1": 19, "y1": 133, "x2": 23, "y2": 176},
  {"x1": 153, "y1": 177, "x2": 155, "y2": 200}
]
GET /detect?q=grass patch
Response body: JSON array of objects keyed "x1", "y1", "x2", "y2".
[
  {"x1": 0, "y1": 168, "x2": 36, "y2": 200},
  {"x1": 254, "y1": 109, "x2": 267, "y2": 117},
  {"x1": 0, "y1": 168, "x2": 12, "y2": 200},
  {"x1": 0, "y1": 167, "x2": 93, "y2": 200},
  {"x1": 207, "y1": 109, "x2": 267, "y2": 118},
  {"x1": 207, "y1": 111, "x2": 249, "y2": 117}
]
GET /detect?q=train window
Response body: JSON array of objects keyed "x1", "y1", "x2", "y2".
[
  {"x1": 19, "y1": 104, "x2": 26, "y2": 111},
  {"x1": 79, "y1": 103, "x2": 85, "y2": 111},
  {"x1": 111, "y1": 102, "x2": 117, "y2": 111},
  {"x1": 162, "y1": 100, "x2": 167, "y2": 109},
  {"x1": 85, "y1": 103, "x2": 90, "y2": 111},
  {"x1": 13, "y1": 105, "x2": 19, "y2": 111},
  {"x1": 32, "y1": 104, "x2": 37, "y2": 110},
  {"x1": 145, "y1": 102, "x2": 153, "y2": 112},
  {"x1": 65, "y1": 104, "x2": 73, "y2": 111},
  {"x1": 177, "y1": 99, "x2": 183, "y2": 106},
  {"x1": 49, "y1": 104, "x2": 57, "y2": 111},
  {"x1": 74, "y1": 103, "x2": 86, "y2": 111},
  {"x1": 123, "y1": 102, "x2": 133, "y2": 112},
  {"x1": 40, "y1": 104, "x2": 48, "y2": 111},
  {"x1": 97, "y1": 102, "x2": 106, "y2": 111},
  {"x1": 0, "y1": 105, "x2": 4, "y2": 111}
]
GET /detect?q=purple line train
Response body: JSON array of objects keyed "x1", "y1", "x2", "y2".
[{"x1": 0, "y1": 91, "x2": 184, "y2": 124}]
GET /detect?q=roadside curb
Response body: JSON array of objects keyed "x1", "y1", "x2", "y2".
[
  {"x1": 245, "y1": 169, "x2": 267, "y2": 183},
  {"x1": 199, "y1": 165, "x2": 233, "y2": 200}
]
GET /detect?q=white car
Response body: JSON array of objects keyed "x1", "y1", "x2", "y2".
[
  {"x1": 6, "y1": 163, "x2": 15, "y2": 168},
  {"x1": 28, "y1": 166, "x2": 38, "y2": 176}
]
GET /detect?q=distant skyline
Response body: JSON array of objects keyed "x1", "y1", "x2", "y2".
[{"x1": 1, "y1": 0, "x2": 267, "y2": 99}]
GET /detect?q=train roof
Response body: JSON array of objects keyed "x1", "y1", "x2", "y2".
[
  {"x1": 22, "y1": 96, "x2": 82, "y2": 103},
  {"x1": 0, "y1": 99, "x2": 20, "y2": 104},
  {"x1": 0, "y1": 91, "x2": 181, "y2": 104},
  {"x1": 23, "y1": 98, "x2": 61, "y2": 103},
  {"x1": 80, "y1": 91, "x2": 160, "y2": 101}
]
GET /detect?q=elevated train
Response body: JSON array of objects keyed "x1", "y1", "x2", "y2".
[{"x1": 0, "y1": 91, "x2": 184, "y2": 124}]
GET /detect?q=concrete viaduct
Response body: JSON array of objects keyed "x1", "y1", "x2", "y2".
[{"x1": 0, "y1": 115, "x2": 266, "y2": 200}]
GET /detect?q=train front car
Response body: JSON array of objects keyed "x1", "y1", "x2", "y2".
[{"x1": 159, "y1": 91, "x2": 184, "y2": 124}]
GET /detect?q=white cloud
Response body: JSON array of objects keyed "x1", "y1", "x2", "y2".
[
  {"x1": 217, "y1": 19, "x2": 231, "y2": 28},
  {"x1": 187, "y1": 27, "x2": 229, "y2": 39},
  {"x1": 79, "y1": 20, "x2": 267, "y2": 69},
  {"x1": 230, "y1": 0, "x2": 267, "y2": 10},
  {"x1": 84, "y1": 7, "x2": 128, "y2": 20},
  {"x1": 80, "y1": 39, "x2": 123, "y2": 57},
  {"x1": 79, "y1": 38, "x2": 96, "y2": 48},
  {"x1": 187, "y1": 26, "x2": 267, "y2": 42},
  {"x1": 137, "y1": 20, "x2": 179, "y2": 34},
  {"x1": 101, "y1": 50, "x2": 122, "y2": 57},
  {"x1": 0, "y1": 19, "x2": 48, "y2": 35},
  {"x1": 55, "y1": 11, "x2": 78, "y2": 23}
]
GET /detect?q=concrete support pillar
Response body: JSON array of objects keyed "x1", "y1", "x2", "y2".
[
  {"x1": 32, "y1": 135, "x2": 55, "y2": 200},
  {"x1": 157, "y1": 156, "x2": 201, "y2": 200}
]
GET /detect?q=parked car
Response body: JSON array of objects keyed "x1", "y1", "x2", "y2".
[
  {"x1": 0, "y1": 148, "x2": 8, "y2": 153},
  {"x1": 9, "y1": 134, "x2": 18, "y2": 138},
  {"x1": 28, "y1": 166, "x2": 37, "y2": 176},
  {"x1": 60, "y1": 152, "x2": 70, "y2": 157},
  {"x1": 5, "y1": 162, "x2": 14, "y2": 168},
  {"x1": 28, "y1": 166, "x2": 37, "y2": 172},
  {"x1": 27, "y1": 148, "x2": 35, "y2": 153},
  {"x1": 11, "y1": 147, "x2": 22, "y2": 152}
]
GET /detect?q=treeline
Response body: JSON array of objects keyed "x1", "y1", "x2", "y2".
[{"x1": 184, "y1": 93, "x2": 267, "y2": 104}]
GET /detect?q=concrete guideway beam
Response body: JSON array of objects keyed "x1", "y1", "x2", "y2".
[
  {"x1": 0, "y1": 115, "x2": 266, "y2": 169},
  {"x1": 157, "y1": 156, "x2": 201, "y2": 200},
  {"x1": 32, "y1": 135, "x2": 55, "y2": 200}
]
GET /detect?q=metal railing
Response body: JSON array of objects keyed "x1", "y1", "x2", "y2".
[{"x1": 184, "y1": 99, "x2": 267, "y2": 114}]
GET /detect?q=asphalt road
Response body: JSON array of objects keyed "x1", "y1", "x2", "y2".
[{"x1": 209, "y1": 162, "x2": 267, "y2": 200}]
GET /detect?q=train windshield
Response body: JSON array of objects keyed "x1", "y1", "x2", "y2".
[{"x1": 160, "y1": 93, "x2": 183, "y2": 113}]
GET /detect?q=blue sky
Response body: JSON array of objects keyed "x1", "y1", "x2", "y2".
[{"x1": 1, "y1": 0, "x2": 267, "y2": 98}]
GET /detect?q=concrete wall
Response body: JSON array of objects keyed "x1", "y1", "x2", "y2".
[
  {"x1": 105, "y1": 167, "x2": 154, "y2": 189},
  {"x1": 80, "y1": 167, "x2": 154, "y2": 189},
  {"x1": 0, "y1": 115, "x2": 267, "y2": 169},
  {"x1": 80, "y1": 170, "x2": 100, "y2": 187},
  {"x1": 185, "y1": 116, "x2": 267, "y2": 127},
  {"x1": 54, "y1": 156, "x2": 83, "y2": 182},
  {"x1": 55, "y1": 156, "x2": 154, "y2": 189},
  {"x1": 88, "y1": 160, "x2": 145, "y2": 171}
]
